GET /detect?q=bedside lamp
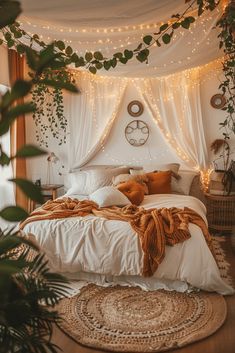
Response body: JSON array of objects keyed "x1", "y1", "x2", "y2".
[{"x1": 46, "y1": 152, "x2": 59, "y2": 185}]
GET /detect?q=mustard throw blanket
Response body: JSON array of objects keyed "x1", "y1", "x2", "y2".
[{"x1": 20, "y1": 198, "x2": 213, "y2": 277}]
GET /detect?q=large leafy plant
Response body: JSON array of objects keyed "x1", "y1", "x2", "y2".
[{"x1": 0, "y1": 1, "x2": 78, "y2": 352}]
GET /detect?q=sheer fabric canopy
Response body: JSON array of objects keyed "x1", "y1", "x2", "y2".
[
  {"x1": 19, "y1": 0, "x2": 223, "y2": 77},
  {"x1": 66, "y1": 68, "x2": 208, "y2": 170}
]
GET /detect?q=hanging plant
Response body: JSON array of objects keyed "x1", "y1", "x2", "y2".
[{"x1": 31, "y1": 69, "x2": 75, "y2": 147}]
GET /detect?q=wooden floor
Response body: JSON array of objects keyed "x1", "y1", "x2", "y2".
[{"x1": 52, "y1": 235, "x2": 235, "y2": 353}]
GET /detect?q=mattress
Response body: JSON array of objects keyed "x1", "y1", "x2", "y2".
[{"x1": 23, "y1": 194, "x2": 234, "y2": 295}]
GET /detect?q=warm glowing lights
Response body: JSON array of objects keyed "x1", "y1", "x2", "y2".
[{"x1": 200, "y1": 168, "x2": 213, "y2": 192}]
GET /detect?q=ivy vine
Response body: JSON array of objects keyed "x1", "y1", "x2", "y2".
[
  {"x1": 217, "y1": 2, "x2": 235, "y2": 139},
  {"x1": 31, "y1": 69, "x2": 74, "y2": 147},
  {"x1": 0, "y1": 0, "x2": 234, "y2": 145}
]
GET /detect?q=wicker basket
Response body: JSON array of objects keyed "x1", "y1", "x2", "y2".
[{"x1": 205, "y1": 193, "x2": 235, "y2": 231}]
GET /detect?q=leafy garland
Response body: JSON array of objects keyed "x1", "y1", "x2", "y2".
[{"x1": 0, "y1": 0, "x2": 234, "y2": 146}]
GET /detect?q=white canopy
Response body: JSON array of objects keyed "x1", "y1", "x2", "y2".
[{"x1": 19, "y1": 0, "x2": 224, "y2": 77}]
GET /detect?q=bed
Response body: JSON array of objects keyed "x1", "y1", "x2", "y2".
[{"x1": 23, "y1": 186, "x2": 234, "y2": 295}]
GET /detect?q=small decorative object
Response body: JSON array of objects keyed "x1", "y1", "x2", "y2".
[
  {"x1": 210, "y1": 94, "x2": 226, "y2": 109},
  {"x1": 46, "y1": 152, "x2": 59, "y2": 185},
  {"x1": 125, "y1": 120, "x2": 149, "y2": 146},
  {"x1": 127, "y1": 100, "x2": 144, "y2": 117}
]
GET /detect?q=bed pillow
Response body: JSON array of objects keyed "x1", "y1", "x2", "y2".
[
  {"x1": 66, "y1": 167, "x2": 129, "y2": 195},
  {"x1": 112, "y1": 173, "x2": 149, "y2": 194},
  {"x1": 89, "y1": 186, "x2": 131, "y2": 207},
  {"x1": 130, "y1": 163, "x2": 180, "y2": 178},
  {"x1": 171, "y1": 170, "x2": 199, "y2": 195},
  {"x1": 146, "y1": 170, "x2": 172, "y2": 194},
  {"x1": 117, "y1": 180, "x2": 145, "y2": 206}
]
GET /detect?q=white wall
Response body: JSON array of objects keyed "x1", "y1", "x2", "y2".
[{"x1": 26, "y1": 68, "x2": 235, "y2": 186}]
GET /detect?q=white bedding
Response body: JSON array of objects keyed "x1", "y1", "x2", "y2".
[{"x1": 23, "y1": 194, "x2": 234, "y2": 295}]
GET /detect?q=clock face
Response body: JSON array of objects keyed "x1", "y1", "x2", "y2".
[{"x1": 125, "y1": 120, "x2": 149, "y2": 146}]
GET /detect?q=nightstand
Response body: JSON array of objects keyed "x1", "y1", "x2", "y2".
[
  {"x1": 204, "y1": 193, "x2": 235, "y2": 232},
  {"x1": 28, "y1": 184, "x2": 63, "y2": 213}
]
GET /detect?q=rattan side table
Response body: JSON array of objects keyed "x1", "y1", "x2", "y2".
[{"x1": 204, "y1": 193, "x2": 235, "y2": 232}]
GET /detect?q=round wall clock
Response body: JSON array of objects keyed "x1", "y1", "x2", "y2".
[
  {"x1": 125, "y1": 120, "x2": 149, "y2": 146},
  {"x1": 210, "y1": 94, "x2": 226, "y2": 109},
  {"x1": 127, "y1": 100, "x2": 144, "y2": 117}
]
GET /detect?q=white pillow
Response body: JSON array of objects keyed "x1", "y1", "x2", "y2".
[
  {"x1": 66, "y1": 167, "x2": 129, "y2": 196},
  {"x1": 89, "y1": 186, "x2": 131, "y2": 207},
  {"x1": 171, "y1": 170, "x2": 199, "y2": 195}
]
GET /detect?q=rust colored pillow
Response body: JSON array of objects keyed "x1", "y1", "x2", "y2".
[
  {"x1": 146, "y1": 170, "x2": 172, "y2": 195},
  {"x1": 117, "y1": 180, "x2": 145, "y2": 206}
]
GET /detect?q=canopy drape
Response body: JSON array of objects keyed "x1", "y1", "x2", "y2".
[
  {"x1": 65, "y1": 66, "x2": 208, "y2": 170},
  {"x1": 65, "y1": 72, "x2": 127, "y2": 169},
  {"x1": 136, "y1": 69, "x2": 208, "y2": 169},
  {"x1": 19, "y1": 0, "x2": 223, "y2": 77}
]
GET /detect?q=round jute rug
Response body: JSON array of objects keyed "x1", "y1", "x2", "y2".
[{"x1": 57, "y1": 284, "x2": 227, "y2": 352}]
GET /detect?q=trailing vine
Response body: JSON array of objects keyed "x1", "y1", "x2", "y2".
[
  {"x1": 217, "y1": 1, "x2": 235, "y2": 139},
  {"x1": 31, "y1": 69, "x2": 74, "y2": 147},
  {"x1": 1, "y1": 0, "x2": 234, "y2": 145}
]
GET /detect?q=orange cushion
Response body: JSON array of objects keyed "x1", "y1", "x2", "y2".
[
  {"x1": 146, "y1": 171, "x2": 172, "y2": 195},
  {"x1": 117, "y1": 181, "x2": 145, "y2": 206}
]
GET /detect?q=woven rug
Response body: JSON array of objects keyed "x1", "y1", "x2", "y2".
[{"x1": 57, "y1": 236, "x2": 231, "y2": 352}]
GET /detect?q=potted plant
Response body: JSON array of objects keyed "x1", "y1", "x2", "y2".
[{"x1": 210, "y1": 139, "x2": 234, "y2": 194}]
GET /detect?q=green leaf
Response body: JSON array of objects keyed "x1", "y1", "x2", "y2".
[
  {"x1": 162, "y1": 33, "x2": 171, "y2": 44},
  {"x1": 71, "y1": 53, "x2": 79, "y2": 62},
  {"x1": 181, "y1": 18, "x2": 191, "y2": 29},
  {"x1": 104, "y1": 61, "x2": 111, "y2": 70},
  {"x1": 9, "y1": 178, "x2": 44, "y2": 203},
  {"x1": 12, "y1": 80, "x2": 32, "y2": 99},
  {"x1": 24, "y1": 46, "x2": 38, "y2": 71},
  {"x1": 39, "y1": 79, "x2": 79, "y2": 93},
  {"x1": 119, "y1": 57, "x2": 128, "y2": 64},
  {"x1": 65, "y1": 46, "x2": 73, "y2": 55},
  {"x1": 14, "y1": 144, "x2": 47, "y2": 158},
  {"x1": 187, "y1": 16, "x2": 195, "y2": 23},
  {"x1": 0, "y1": 150, "x2": 10, "y2": 166},
  {"x1": 0, "y1": 1, "x2": 21, "y2": 29},
  {"x1": 95, "y1": 62, "x2": 103, "y2": 69},
  {"x1": 85, "y1": 52, "x2": 93, "y2": 62},
  {"x1": 0, "y1": 206, "x2": 28, "y2": 222},
  {"x1": 94, "y1": 51, "x2": 103, "y2": 60},
  {"x1": 89, "y1": 66, "x2": 97, "y2": 74},
  {"x1": 7, "y1": 38, "x2": 15, "y2": 48},
  {"x1": 55, "y1": 40, "x2": 65, "y2": 51},
  {"x1": 172, "y1": 22, "x2": 180, "y2": 29},
  {"x1": 143, "y1": 35, "x2": 153, "y2": 45},
  {"x1": 16, "y1": 44, "x2": 25, "y2": 54},
  {"x1": 4, "y1": 32, "x2": 12, "y2": 41},
  {"x1": 113, "y1": 52, "x2": 123, "y2": 59},
  {"x1": 160, "y1": 23, "x2": 169, "y2": 32},
  {"x1": 124, "y1": 49, "x2": 133, "y2": 59},
  {"x1": 5, "y1": 103, "x2": 35, "y2": 121}
]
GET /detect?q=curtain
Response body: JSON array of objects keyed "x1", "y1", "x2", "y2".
[
  {"x1": 8, "y1": 49, "x2": 28, "y2": 210},
  {"x1": 136, "y1": 68, "x2": 208, "y2": 170},
  {"x1": 65, "y1": 72, "x2": 127, "y2": 169}
]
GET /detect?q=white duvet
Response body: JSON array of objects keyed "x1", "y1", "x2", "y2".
[{"x1": 24, "y1": 194, "x2": 234, "y2": 295}]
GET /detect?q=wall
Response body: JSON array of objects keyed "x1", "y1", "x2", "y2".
[{"x1": 25, "y1": 67, "x2": 235, "y2": 187}]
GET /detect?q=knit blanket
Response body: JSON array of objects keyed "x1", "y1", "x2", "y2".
[{"x1": 20, "y1": 198, "x2": 213, "y2": 277}]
